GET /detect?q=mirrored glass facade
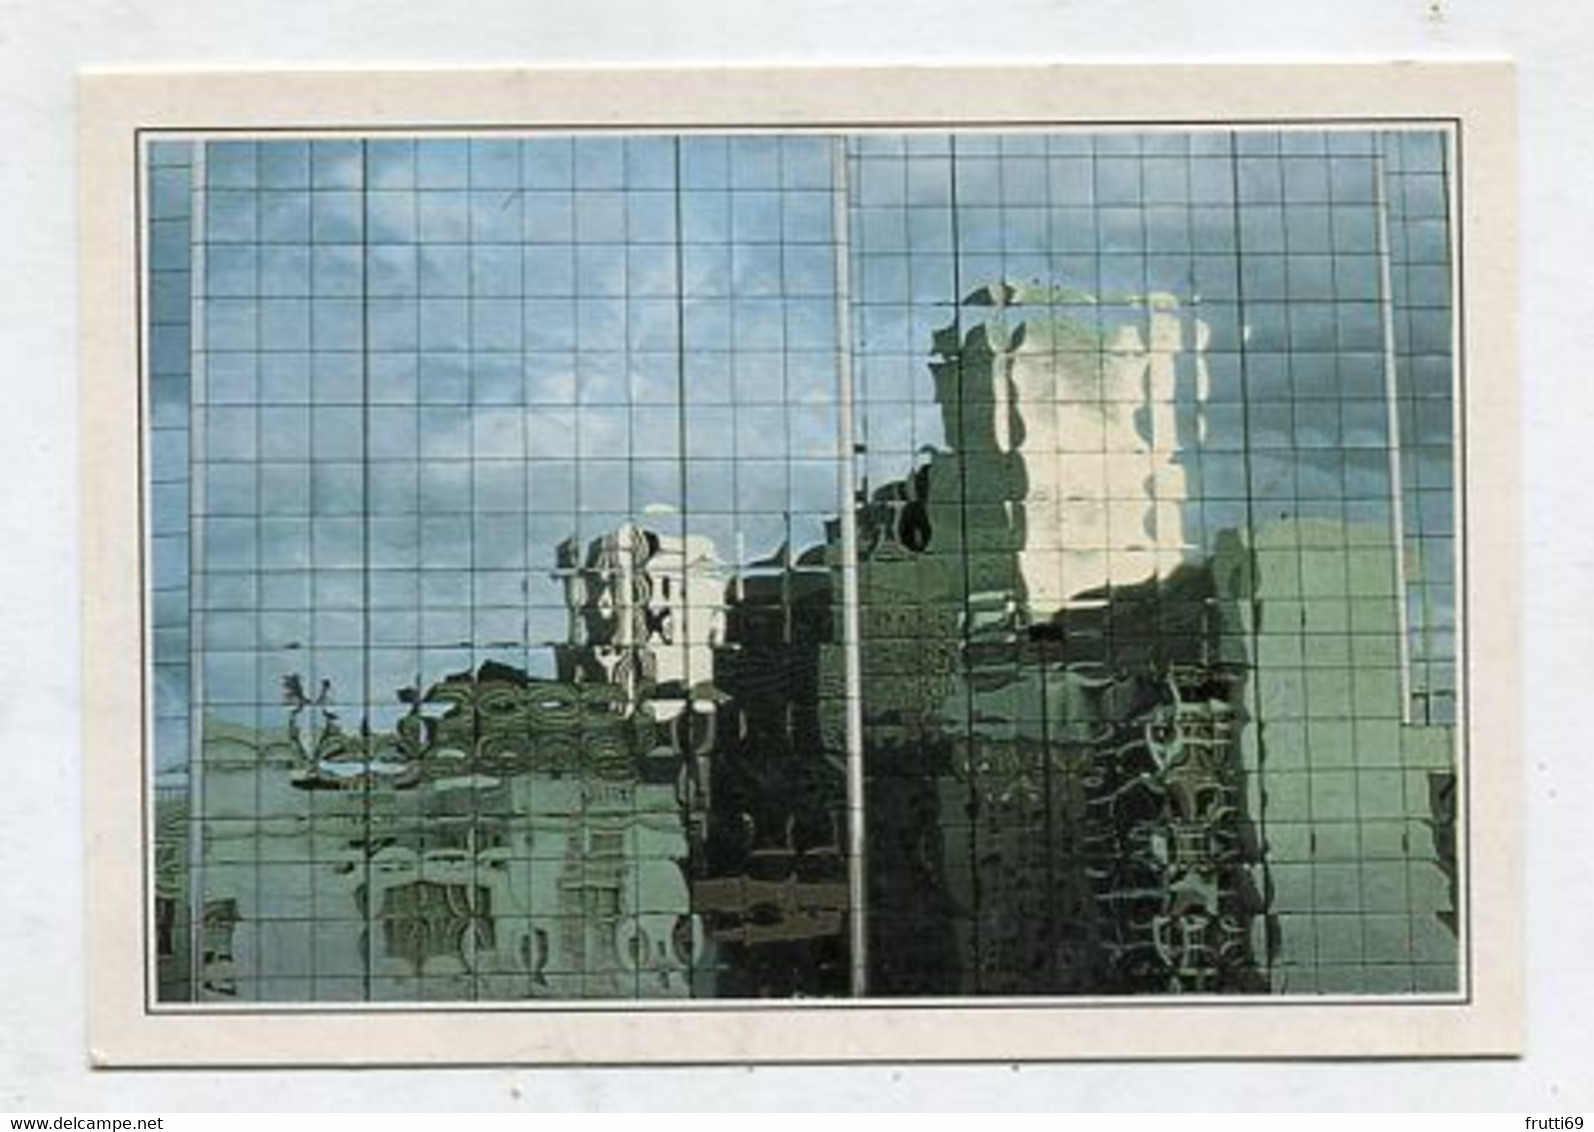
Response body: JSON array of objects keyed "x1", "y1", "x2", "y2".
[{"x1": 146, "y1": 127, "x2": 1459, "y2": 1002}]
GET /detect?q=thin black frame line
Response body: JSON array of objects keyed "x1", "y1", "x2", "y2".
[
  {"x1": 135, "y1": 115, "x2": 1464, "y2": 137},
  {"x1": 93, "y1": 1043, "x2": 1511, "y2": 1073},
  {"x1": 135, "y1": 126, "x2": 152, "y2": 1015},
  {"x1": 131, "y1": 116, "x2": 1474, "y2": 1016},
  {"x1": 133, "y1": 121, "x2": 1475, "y2": 1012},
  {"x1": 147, "y1": 986, "x2": 1476, "y2": 1017},
  {"x1": 1451, "y1": 117, "x2": 1473, "y2": 1005}
]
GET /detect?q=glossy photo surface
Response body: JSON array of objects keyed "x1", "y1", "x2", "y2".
[{"x1": 145, "y1": 128, "x2": 1458, "y2": 1002}]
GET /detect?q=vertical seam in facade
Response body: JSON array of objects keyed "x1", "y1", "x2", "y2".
[
  {"x1": 1227, "y1": 134, "x2": 1277, "y2": 989},
  {"x1": 1375, "y1": 138, "x2": 1415, "y2": 728},
  {"x1": 184, "y1": 142, "x2": 209, "y2": 1000},
  {"x1": 831, "y1": 135, "x2": 869, "y2": 998}
]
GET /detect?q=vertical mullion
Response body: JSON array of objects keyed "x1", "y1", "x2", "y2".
[
  {"x1": 831, "y1": 136, "x2": 868, "y2": 997},
  {"x1": 948, "y1": 135, "x2": 982, "y2": 992},
  {"x1": 1373, "y1": 137, "x2": 1414, "y2": 727},
  {"x1": 670, "y1": 136, "x2": 697, "y2": 996},
  {"x1": 357, "y1": 139, "x2": 380, "y2": 1001},
  {"x1": 1227, "y1": 133, "x2": 1279, "y2": 989},
  {"x1": 185, "y1": 142, "x2": 209, "y2": 999}
]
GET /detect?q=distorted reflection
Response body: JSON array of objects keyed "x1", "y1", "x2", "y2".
[{"x1": 149, "y1": 129, "x2": 1460, "y2": 1002}]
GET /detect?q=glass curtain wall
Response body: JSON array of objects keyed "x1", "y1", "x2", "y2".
[{"x1": 148, "y1": 128, "x2": 1457, "y2": 1003}]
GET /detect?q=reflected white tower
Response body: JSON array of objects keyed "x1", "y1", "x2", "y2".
[
  {"x1": 946, "y1": 285, "x2": 1209, "y2": 617},
  {"x1": 561, "y1": 519, "x2": 727, "y2": 722}
]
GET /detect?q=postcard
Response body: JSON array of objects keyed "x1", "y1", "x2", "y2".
[{"x1": 78, "y1": 62, "x2": 1519, "y2": 1064}]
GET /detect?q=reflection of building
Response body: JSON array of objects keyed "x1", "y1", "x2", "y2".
[
  {"x1": 1213, "y1": 518, "x2": 1458, "y2": 994},
  {"x1": 854, "y1": 287, "x2": 1457, "y2": 996},
  {"x1": 557, "y1": 521, "x2": 728, "y2": 723},
  {"x1": 151, "y1": 287, "x2": 1459, "y2": 1001},
  {"x1": 149, "y1": 131, "x2": 1462, "y2": 1003},
  {"x1": 156, "y1": 520, "x2": 856, "y2": 1003},
  {"x1": 158, "y1": 669, "x2": 697, "y2": 1003},
  {"x1": 555, "y1": 519, "x2": 853, "y2": 996},
  {"x1": 925, "y1": 284, "x2": 1207, "y2": 617},
  {"x1": 857, "y1": 287, "x2": 1267, "y2": 995},
  {"x1": 696, "y1": 544, "x2": 851, "y2": 997}
]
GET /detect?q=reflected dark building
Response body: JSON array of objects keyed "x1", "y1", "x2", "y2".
[
  {"x1": 554, "y1": 519, "x2": 852, "y2": 995},
  {"x1": 854, "y1": 289, "x2": 1267, "y2": 994},
  {"x1": 694, "y1": 539, "x2": 851, "y2": 996}
]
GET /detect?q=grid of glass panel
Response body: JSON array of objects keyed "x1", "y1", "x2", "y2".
[
  {"x1": 1383, "y1": 131, "x2": 1457, "y2": 727},
  {"x1": 148, "y1": 126, "x2": 1459, "y2": 1003}
]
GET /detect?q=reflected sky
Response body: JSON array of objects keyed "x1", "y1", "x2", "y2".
[{"x1": 149, "y1": 127, "x2": 1457, "y2": 762}]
